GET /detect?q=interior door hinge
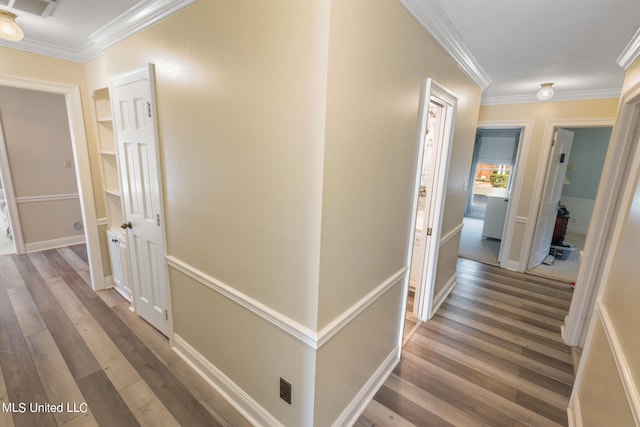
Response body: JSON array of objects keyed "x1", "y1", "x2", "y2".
[
  {"x1": 165, "y1": 310, "x2": 168, "y2": 320},
  {"x1": 147, "y1": 101, "x2": 151, "y2": 118},
  {"x1": 427, "y1": 227, "x2": 433, "y2": 236},
  {"x1": 156, "y1": 214, "x2": 160, "y2": 226}
]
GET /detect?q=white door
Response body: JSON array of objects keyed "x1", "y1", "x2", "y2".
[
  {"x1": 408, "y1": 79, "x2": 457, "y2": 320},
  {"x1": 110, "y1": 64, "x2": 170, "y2": 336},
  {"x1": 528, "y1": 128, "x2": 574, "y2": 269}
]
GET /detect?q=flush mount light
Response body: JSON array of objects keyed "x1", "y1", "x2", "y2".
[
  {"x1": 537, "y1": 82, "x2": 555, "y2": 101},
  {"x1": 0, "y1": 10, "x2": 24, "y2": 42}
]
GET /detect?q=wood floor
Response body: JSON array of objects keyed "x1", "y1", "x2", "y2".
[
  {"x1": 0, "y1": 247, "x2": 574, "y2": 426},
  {"x1": 357, "y1": 258, "x2": 575, "y2": 427},
  {"x1": 0, "y1": 246, "x2": 250, "y2": 427}
]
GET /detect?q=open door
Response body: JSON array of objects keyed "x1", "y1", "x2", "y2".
[
  {"x1": 407, "y1": 79, "x2": 457, "y2": 321},
  {"x1": 529, "y1": 128, "x2": 574, "y2": 269},
  {"x1": 110, "y1": 64, "x2": 171, "y2": 336}
]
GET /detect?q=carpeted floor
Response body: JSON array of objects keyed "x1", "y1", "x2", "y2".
[
  {"x1": 459, "y1": 215, "x2": 585, "y2": 283},
  {"x1": 458, "y1": 216, "x2": 500, "y2": 265}
]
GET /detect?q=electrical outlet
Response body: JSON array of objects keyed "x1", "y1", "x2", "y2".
[{"x1": 279, "y1": 377, "x2": 292, "y2": 405}]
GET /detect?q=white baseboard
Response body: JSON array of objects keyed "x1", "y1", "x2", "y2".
[
  {"x1": 24, "y1": 234, "x2": 85, "y2": 253},
  {"x1": 172, "y1": 334, "x2": 282, "y2": 427},
  {"x1": 332, "y1": 347, "x2": 400, "y2": 427},
  {"x1": 430, "y1": 273, "x2": 457, "y2": 319},
  {"x1": 104, "y1": 275, "x2": 114, "y2": 289},
  {"x1": 567, "y1": 395, "x2": 582, "y2": 427}
]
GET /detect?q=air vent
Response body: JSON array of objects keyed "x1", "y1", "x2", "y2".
[{"x1": 4, "y1": 0, "x2": 59, "y2": 17}]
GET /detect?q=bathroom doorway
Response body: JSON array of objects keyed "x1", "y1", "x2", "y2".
[{"x1": 406, "y1": 78, "x2": 457, "y2": 329}]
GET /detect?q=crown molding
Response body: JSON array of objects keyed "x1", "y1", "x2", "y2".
[
  {"x1": 90, "y1": 0, "x2": 197, "y2": 51},
  {"x1": 618, "y1": 26, "x2": 640, "y2": 70},
  {"x1": 0, "y1": 37, "x2": 102, "y2": 63},
  {"x1": 400, "y1": 0, "x2": 492, "y2": 90},
  {"x1": 0, "y1": 0, "x2": 196, "y2": 63},
  {"x1": 481, "y1": 88, "x2": 622, "y2": 106}
]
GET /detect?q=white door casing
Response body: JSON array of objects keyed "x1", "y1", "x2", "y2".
[
  {"x1": 110, "y1": 64, "x2": 171, "y2": 336},
  {"x1": 407, "y1": 78, "x2": 457, "y2": 321},
  {"x1": 528, "y1": 128, "x2": 574, "y2": 269}
]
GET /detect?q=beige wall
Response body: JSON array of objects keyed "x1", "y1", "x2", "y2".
[
  {"x1": 479, "y1": 99, "x2": 618, "y2": 265},
  {"x1": 0, "y1": 86, "x2": 83, "y2": 245},
  {"x1": 83, "y1": 0, "x2": 482, "y2": 424},
  {"x1": 570, "y1": 58, "x2": 640, "y2": 425},
  {"x1": 317, "y1": 0, "x2": 481, "y2": 422}
]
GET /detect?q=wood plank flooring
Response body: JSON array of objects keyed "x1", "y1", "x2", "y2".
[
  {"x1": 1, "y1": 247, "x2": 574, "y2": 426},
  {"x1": 0, "y1": 246, "x2": 251, "y2": 427},
  {"x1": 357, "y1": 258, "x2": 575, "y2": 427}
]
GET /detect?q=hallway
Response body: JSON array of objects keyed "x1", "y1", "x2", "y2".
[
  {"x1": 0, "y1": 246, "x2": 250, "y2": 427},
  {"x1": 358, "y1": 258, "x2": 575, "y2": 426}
]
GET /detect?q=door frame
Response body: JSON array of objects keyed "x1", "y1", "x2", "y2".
[
  {"x1": 407, "y1": 78, "x2": 457, "y2": 321},
  {"x1": 476, "y1": 120, "x2": 533, "y2": 270},
  {"x1": 0, "y1": 75, "x2": 103, "y2": 288},
  {"x1": 0, "y1": 119, "x2": 21, "y2": 253},
  {"x1": 563, "y1": 86, "x2": 640, "y2": 347},
  {"x1": 519, "y1": 118, "x2": 614, "y2": 273}
]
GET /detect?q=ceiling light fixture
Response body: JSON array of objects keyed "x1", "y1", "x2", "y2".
[
  {"x1": 537, "y1": 82, "x2": 555, "y2": 101},
  {"x1": 0, "y1": 10, "x2": 23, "y2": 42}
]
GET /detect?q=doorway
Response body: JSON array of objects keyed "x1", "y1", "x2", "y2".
[
  {"x1": 459, "y1": 127, "x2": 522, "y2": 266},
  {"x1": 527, "y1": 126, "x2": 612, "y2": 283},
  {"x1": 405, "y1": 78, "x2": 457, "y2": 328},
  {"x1": 0, "y1": 75, "x2": 103, "y2": 288}
]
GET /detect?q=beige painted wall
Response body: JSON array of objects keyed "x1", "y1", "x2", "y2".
[
  {"x1": 478, "y1": 99, "x2": 618, "y2": 265},
  {"x1": 572, "y1": 57, "x2": 640, "y2": 425},
  {"x1": 83, "y1": 0, "x2": 482, "y2": 424},
  {"x1": 0, "y1": 86, "x2": 83, "y2": 245},
  {"x1": 317, "y1": 0, "x2": 480, "y2": 421},
  {"x1": 93, "y1": 1, "x2": 329, "y2": 425}
]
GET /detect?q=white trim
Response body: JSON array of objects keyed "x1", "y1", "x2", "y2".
[
  {"x1": 618, "y1": 27, "x2": 640, "y2": 70},
  {"x1": 24, "y1": 234, "x2": 85, "y2": 253},
  {"x1": 167, "y1": 255, "x2": 407, "y2": 350},
  {"x1": 482, "y1": 88, "x2": 621, "y2": 106},
  {"x1": 0, "y1": 38, "x2": 103, "y2": 63},
  {"x1": 90, "y1": 0, "x2": 197, "y2": 51},
  {"x1": 399, "y1": 0, "x2": 491, "y2": 90},
  {"x1": 15, "y1": 193, "x2": 80, "y2": 204},
  {"x1": 567, "y1": 395, "x2": 583, "y2": 427},
  {"x1": 167, "y1": 255, "x2": 318, "y2": 348},
  {"x1": 317, "y1": 268, "x2": 407, "y2": 347},
  {"x1": 97, "y1": 217, "x2": 109, "y2": 227},
  {"x1": 0, "y1": 75, "x2": 104, "y2": 290},
  {"x1": 332, "y1": 348, "x2": 400, "y2": 427},
  {"x1": 598, "y1": 303, "x2": 640, "y2": 425},
  {"x1": 429, "y1": 273, "x2": 457, "y2": 319},
  {"x1": 0, "y1": 116, "x2": 24, "y2": 253},
  {"x1": 439, "y1": 222, "x2": 463, "y2": 246},
  {"x1": 172, "y1": 334, "x2": 282, "y2": 427},
  {"x1": 476, "y1": 120, "x2": 534, "y2": 272}
]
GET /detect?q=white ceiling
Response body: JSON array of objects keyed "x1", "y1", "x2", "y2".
[{"x1": 1, "y1": 0, "x2": 639, "y2": 105}]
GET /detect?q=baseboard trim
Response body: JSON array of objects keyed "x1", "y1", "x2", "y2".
[
  {"x1": 430, "y1": 273, "x2": 457, "y2": 318},
  {"x1": 167, "y1": 255, "x2": 406, "y2": 350},
  {"x1": 332, "y1": 347, "x2": 400, "y2": 427},
  {"x1": 598, "y1": 303, "x2": 640, "y2": 425},
  {"x1": 24, "y1": 235, "x2": 85, "y2": 253},
  {"x1": 567, "y1": 395, "x2": 582, "y2": 427},
  {"x1": 172, "y1": 334, "x2": 281, "y2": 427}
]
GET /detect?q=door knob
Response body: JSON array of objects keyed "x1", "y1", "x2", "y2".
[{"x1": 121, "y1": 222, "x2": 132, "y2": 229}]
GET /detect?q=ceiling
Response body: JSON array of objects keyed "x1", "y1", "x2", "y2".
[{"x1": 1, "y1": 0, "x2": 639, "y2": 105}]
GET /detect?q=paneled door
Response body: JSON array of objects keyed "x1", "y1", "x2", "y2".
[
  {"x1": 528, "y1": 128, "x2": 574, "y2": 269},
  {"x1": 110, "y1": 64, "x2": 170, "y2": 336}
]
